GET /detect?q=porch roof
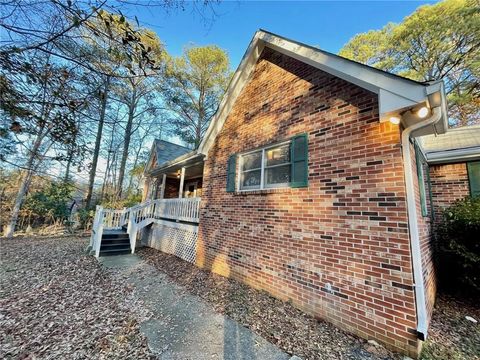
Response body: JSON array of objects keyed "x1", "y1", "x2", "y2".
[
  {"x1": 149, "y1": 151, "x2": 204, "y2": 177},
  {"x1": 421, "y1": 125, "x2": 480, "y2": 164},
  {"x1": 154, "y1": 139, "x2": 191, "y2": 165}
]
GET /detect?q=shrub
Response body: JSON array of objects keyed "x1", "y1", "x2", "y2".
[
  {"x1": 22, "y1": 181, "x2": 75, "y2": 228},
  {"x1": 78, "y1": 208, "x2": 95, "y2": 231},
  {"x1": 436, "y1": 197, "x2": 480, "y2": 296}
]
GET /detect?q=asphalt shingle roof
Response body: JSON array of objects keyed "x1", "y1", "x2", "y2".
[
  {"x1": 421, "y1": 125, "x2": 480, "y2": 154},
  {"x1": 154, "y1": 139, "x2": 191, "y2": 167}
]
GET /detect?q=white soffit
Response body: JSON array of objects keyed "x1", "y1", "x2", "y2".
[{"x1": 198, "y1": 30, "x2": 446, "y2": 155}]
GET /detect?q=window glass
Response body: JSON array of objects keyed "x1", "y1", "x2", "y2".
[
  {"x1": 265, "y1": 164, "x2": 291, "y2": 186},
  {"x1": 241, "y1": 170, "x2": 261, "y2": 189},
  {"x1": 265, "y1": 144, "x2": 290, "y2": 166},
  {"x1": 242, "y1": 151, "x2": 262, "y2": 171}
]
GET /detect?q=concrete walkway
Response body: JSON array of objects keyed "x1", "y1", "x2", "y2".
[{"x1": 99, "y1": 255, "x2": 291, "y2": 360}]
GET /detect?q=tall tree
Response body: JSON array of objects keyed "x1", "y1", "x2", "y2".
[
  {"x1": 160, "y1": 45, "x2": 231, "y2": 148},
  {"x1": 114, "y1": 28, "x2": 165, "y2": 198},
  {"x1": 1, "y1": 53, "x2": 83, "y2": 237},
  {"x1": 340, "y1": 0, "x2": 480, "y2": 127}
]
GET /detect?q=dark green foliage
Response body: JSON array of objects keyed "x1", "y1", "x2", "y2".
[
  {"x1": 77, "y1": 208, "x2": 95, "y2": 230},
  {"x1": 22, "y1": 181, "x2": 75, "y2": 227},
  {"x1": 436, "y1": 197, "x2": 480, "y2": 296}
]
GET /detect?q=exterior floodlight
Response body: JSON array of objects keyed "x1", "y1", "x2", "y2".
[
  {"x1": 417, "y1": 107, "x2": 429, "y2": 118},
  {"x1": 389, "y1": 116, "x2": 401, "y2": 125}
]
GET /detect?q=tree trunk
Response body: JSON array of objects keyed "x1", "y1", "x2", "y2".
[
  {"x1": 100, "y1": 119, "x2": 117, "y2": 202},
  {"x1": 117, "y1": 102, "x2": 135, "y2": 198},
  {"x1": 85, "y1": 76, "x2": 110, "y2": 208},
  {"x1": 64, "y1": 151, "x2": 74, "y2": 182},
  {"x1": 4, "y1": 129, "x2": 44, "y2": 238}
]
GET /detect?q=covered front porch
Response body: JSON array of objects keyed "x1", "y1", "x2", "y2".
[{"x1": 144, "y1": 152, "x2": 205, "y2": 201}]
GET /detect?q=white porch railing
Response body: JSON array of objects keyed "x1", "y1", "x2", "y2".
[{"x1": 89, "y1": 198, "x2": 201, "y2": 257}]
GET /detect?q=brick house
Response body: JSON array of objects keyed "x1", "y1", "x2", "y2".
[
  {"x1": 421, "y1": 125, "x2": 480, "y2": 219},
  {"x1": 136, "y1": 30, "x2": 479, "y2": 357}
]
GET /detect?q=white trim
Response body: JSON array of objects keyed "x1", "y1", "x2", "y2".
[
  {"x1": 401, "y1": 106, "x2": 443, "y2": 340},
  {"x1": 160, "y1": 173, "x2": 166, "y2": 199},
  {"x1": 150, "y1": 218, "x2": 199, "y2": 232},
  {"x1": 143, "y1": 143, "x2": 158, "y2": 175},
  {"x1": 198, "y1": 30, "x2": 448, "y2": 156},
  {"x1": 178, "y1": 167, "x2": 185, "y2": 198},
  {"x1": 426, "y1": 147, "x2": 480, "y2": 164}
]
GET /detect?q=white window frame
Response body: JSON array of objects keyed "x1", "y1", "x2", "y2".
[{"x1": 237, "y1": 140, "x2": 291, "y2": 191}]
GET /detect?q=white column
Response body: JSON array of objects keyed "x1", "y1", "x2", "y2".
[
  {"x1": 160, "y1": 173, "x2": 166, "y2": 199},
  {"x1": 178, "y1": 167, "x2": 185, "y2": 198}
]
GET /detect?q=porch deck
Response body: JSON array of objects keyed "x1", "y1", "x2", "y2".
[{"x1": 90, "y1": 197, "x2": 201, "y2": 258}]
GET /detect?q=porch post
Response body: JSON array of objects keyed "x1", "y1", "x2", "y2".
[
  {"x1": 178, "y1": 167, "x2": 185, "y2": 198},
  {"x1": 160, "y1": 173, "x2": 166, "y2": 199}
]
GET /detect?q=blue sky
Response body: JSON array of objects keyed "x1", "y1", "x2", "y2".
[{"x1": 125, "y1": 0, "x2": 439, "y2": 68}]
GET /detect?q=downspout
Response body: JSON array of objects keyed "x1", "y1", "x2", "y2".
[{"x1": 401, "y1": 106, "x2": 442, "y2": 341}]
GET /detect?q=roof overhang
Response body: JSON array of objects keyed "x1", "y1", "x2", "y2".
[
  {"x1": 198, "y1": 30, "x2": 448, "y2": 155},
  {"x1": 143, "y1": 142, "x2": 158, "y2": 176},
  {"x1": 426, "y1": 147, "x2": 480, "y2": 165},
  {"x1": 148, "y1": 151, "x2": 204, "y2": 177}
]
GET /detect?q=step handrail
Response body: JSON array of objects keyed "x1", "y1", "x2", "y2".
[{"x1": 91, "y1": 197, "x2": 201, "y2": 257}]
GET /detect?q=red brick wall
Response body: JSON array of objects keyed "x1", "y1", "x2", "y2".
[
  {"x1": 429, "y1": 163, "x2": 470, "y2": 219},
  {"x1": 197, "y1": 48, "x2": 419, "y2": 356}
]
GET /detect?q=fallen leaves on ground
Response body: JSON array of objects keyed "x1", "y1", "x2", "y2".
[
  {"x1": 421, "y1": 295, "x2": 480, "y2": 360},
  {"x1": 0, "y1": 236, "x2": 154, "y2": 359},
  {"x1": 137, "y1": 248, "x2": 403, "y2": 360}
]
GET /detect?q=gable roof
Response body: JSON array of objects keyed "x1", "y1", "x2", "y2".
[
  {"x1": 420, "y1": 125, "x2": 480, "y2": 164},
  {"x1": 198, "y1": 29, "x2": 448, "y2": 155},
  {"x1": 154, "y1": 139, "x2": 191, "y2": 165},
  {"x1": 144, "y1": 139, "x2": 191, "y2": 174}
]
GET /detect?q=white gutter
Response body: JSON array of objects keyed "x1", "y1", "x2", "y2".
[{"x1": 401, "y1": 106, "x2": 442, "y2": 340}]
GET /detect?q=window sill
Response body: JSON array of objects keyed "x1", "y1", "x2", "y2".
[{"x1": 233, "y1": 187, "x2": 297, "y2": 196}]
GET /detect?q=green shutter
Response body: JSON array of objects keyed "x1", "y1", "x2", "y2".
[
  {"x1": 290, "y1": 133, "x2": 308, "y2": 188},
  {"x1": 415, "y1": 143, "x2": 428, "y2": 217},
  {"x1": 226, "y1": 154, "x2": 236, "y2": 193},
  {"x1": 467, "y1": 161, "x2": 480, "y2": 197},
  {"x1": 426, "y1": 164, "x2": 435, "y2": 220}
]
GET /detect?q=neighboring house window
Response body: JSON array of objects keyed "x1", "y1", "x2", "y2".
[
  {"x1": 467, "y1": 161, "x2": 480, "y2": 197},
  {"x1": 226, "y1": 134, "x2": 308, "y2": 192}
]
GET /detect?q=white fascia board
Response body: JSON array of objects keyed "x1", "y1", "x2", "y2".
[
  {"x1": 149, "y1": 152, "x2": 203, "y2": 177},
  {"x1": 426, "y1": 147, "x2": 480, "y2": 164},
  {"x1": 198, "y1": 35, "x2": 264, "y2": 154},
  {"x1": 260, "y1": 33, "x2": 427, "y2": 102},
  {"x1": 199, "y1": 30, "x2": 437, "y2": 155},
  {"x1": 143, "y1": 142, "x2": 157, "y2": 176}
]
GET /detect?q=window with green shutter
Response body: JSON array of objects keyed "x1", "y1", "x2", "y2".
[
  {"x1": 467, "y1": 161, "x2": 480, "y2": 197},
  {"x1": 233, "y1": 134, "x2": 309, "y2": 192}
]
